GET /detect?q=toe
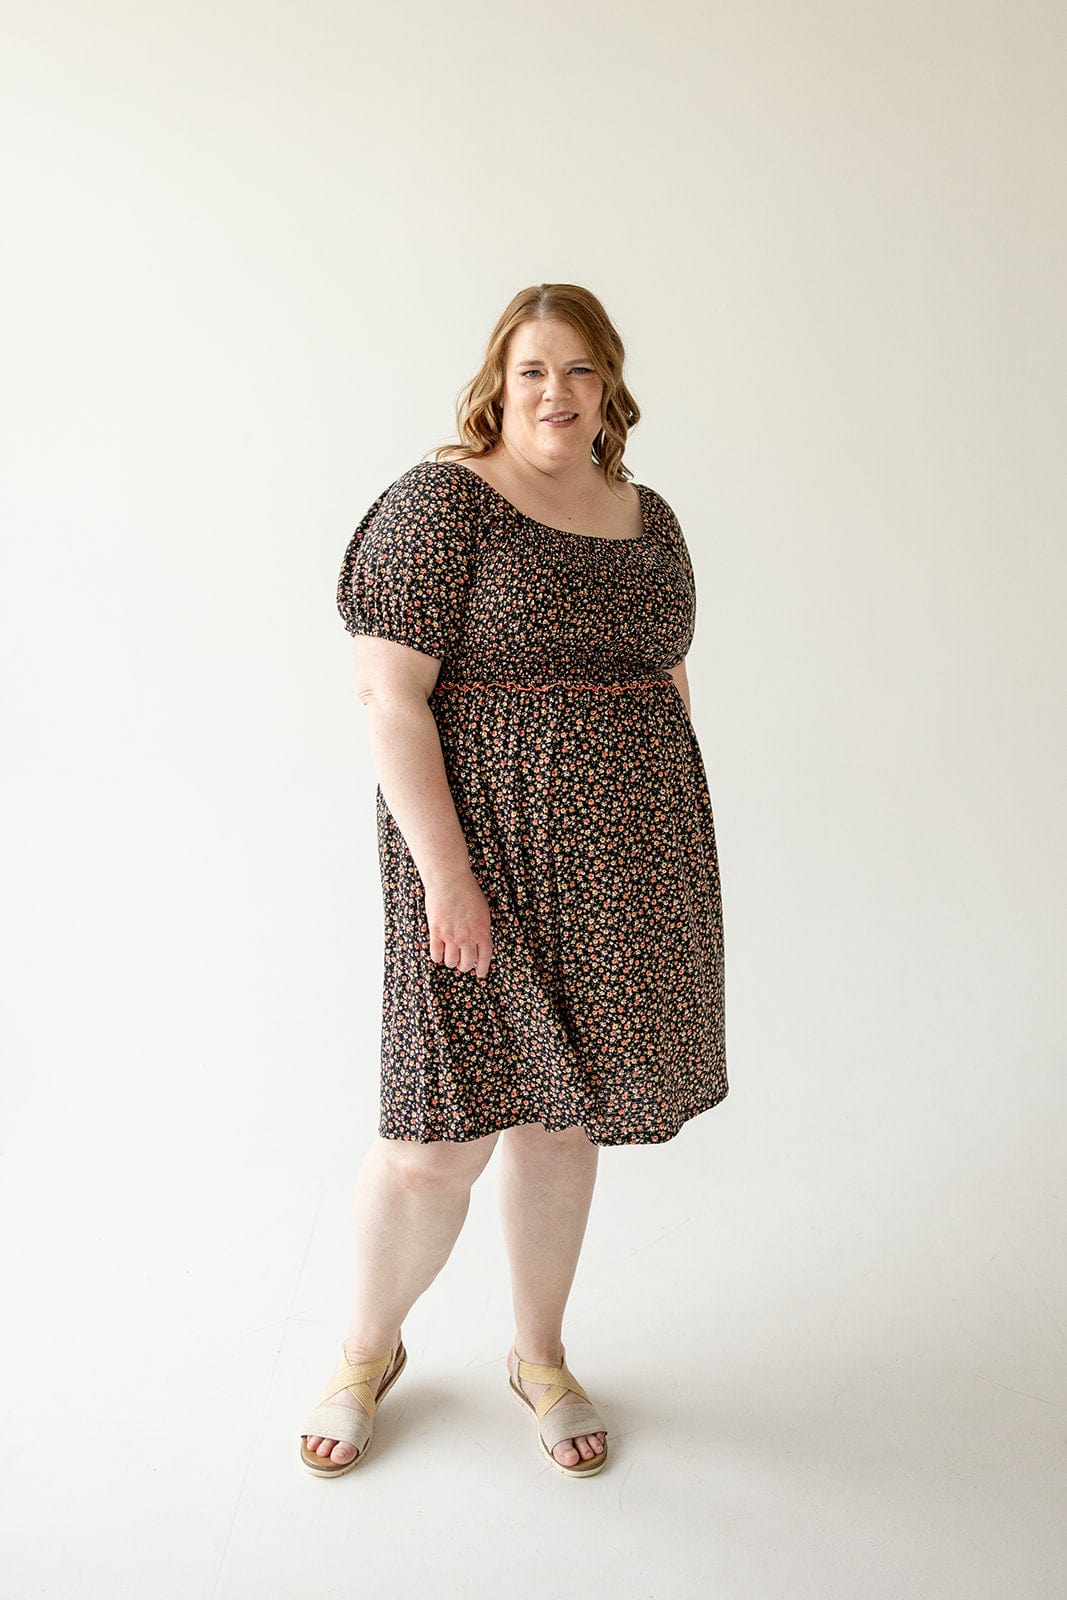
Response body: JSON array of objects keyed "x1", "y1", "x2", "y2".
[
  {"x1": 553, "y1": 1440, "x2": 580, "y2": 1466},
  {"x1": 331, "y1": 1442, "x2": 356, "y2": 1464}
]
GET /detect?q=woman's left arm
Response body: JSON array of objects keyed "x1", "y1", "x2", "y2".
[{"x1": 666, "y1": 658, "x2": 691, "y2": 719}]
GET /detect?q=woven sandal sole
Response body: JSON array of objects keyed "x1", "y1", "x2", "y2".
[
  {"x1": 300, "y1": 1341, "x2": 407, "y2": 1478},
  {"x1": 508, "y1": 1373, "x2": 609, "y2": 1477}
]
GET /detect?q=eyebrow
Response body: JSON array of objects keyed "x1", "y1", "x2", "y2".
[{"x1": 513, "y1": 356, "x2": 593, "y2": 366}]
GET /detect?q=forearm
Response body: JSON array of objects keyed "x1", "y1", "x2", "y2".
[
  {"x1": 362, "y1": 695, "x2": 473, "y2": 891},
  {"x1": 666, "y1": 658, "x2": 691, "y2": 719},
  {"x1": 675, "y1": 679, "x2": 691, "y2": 719}
]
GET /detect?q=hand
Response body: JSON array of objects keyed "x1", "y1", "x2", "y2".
[{"x1": 422, "y1": 868, "x2": 494, "y2": 981}]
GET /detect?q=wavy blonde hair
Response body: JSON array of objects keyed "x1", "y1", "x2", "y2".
[{"x1": 430, "y1": 283, "x2": 641, "y2": 488}]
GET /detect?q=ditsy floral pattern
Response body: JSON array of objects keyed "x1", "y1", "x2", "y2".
[{"x1": 336, "y1": 460, "x2": 728, "y2": 1144}]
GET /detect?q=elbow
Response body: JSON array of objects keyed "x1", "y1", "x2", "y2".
[
  {"x1": 352, "y1": 636, "x2": 442, "y2": 708},
  {"x1": 355, "y1": 680, "x2": 433, "y2": 714}
]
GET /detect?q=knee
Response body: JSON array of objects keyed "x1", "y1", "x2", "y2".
[{"x1": 379, "y1": 1132, "x2": 498, "y2": 1192}]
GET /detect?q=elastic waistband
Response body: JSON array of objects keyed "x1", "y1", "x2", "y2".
[{"x1": 433, "y1": 676, "x2": 674, "y2": 695}]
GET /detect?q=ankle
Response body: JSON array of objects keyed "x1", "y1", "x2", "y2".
[
  {"x1": 514, "y1": 1337, "x2": 564, "y2": 1367},
  {"x1": 344, "y1": 1326, "x2": 402, "y2": 1362}
]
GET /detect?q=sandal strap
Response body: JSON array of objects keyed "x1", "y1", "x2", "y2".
[
  {"x1": 537, "y1": 1400, "x2": 608, "y2": 1455},
  {"x1": 302, "y1": 1402, "x2": 373, "y2": 1455},
  {"x1": 319, "y1": 1345, "x2": 396, "y2": 1412},
  {"x1": 514, "y1": 1355, "x2": 591, "y2": 1418}
]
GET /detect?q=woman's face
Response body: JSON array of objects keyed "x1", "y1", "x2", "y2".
[{"x1": 498, "y1": 318, "x2": 605, "y2": 474}]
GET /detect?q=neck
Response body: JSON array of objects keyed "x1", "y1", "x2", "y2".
[{"x1": 494, "y1": 436, "x2": 601, "y2": 500}]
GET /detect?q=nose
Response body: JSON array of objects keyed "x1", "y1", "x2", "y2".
[{"x1": 542, "y1": 369, "x2": 574, "y2": 401}]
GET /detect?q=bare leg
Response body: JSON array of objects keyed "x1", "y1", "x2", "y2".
[
  {"x1": 306, "y1": 1129, "x2": 500, "y2": 1465},
  {"x1": 496, "y1": 1122, "x2": 606, "y2": 1468}
]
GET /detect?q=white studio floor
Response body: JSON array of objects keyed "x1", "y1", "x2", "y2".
[{"x1": 2, "y1": 1082, "x2": 1063, "y2": 1600}]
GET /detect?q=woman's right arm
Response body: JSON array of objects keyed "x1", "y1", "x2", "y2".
[{"x1": 352, "y1": 634, "x2": 493, "y2": 981}]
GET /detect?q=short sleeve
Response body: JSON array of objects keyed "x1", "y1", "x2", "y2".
[{"x1": 336, "y1": 462, "x2": 477, "y2": 660}]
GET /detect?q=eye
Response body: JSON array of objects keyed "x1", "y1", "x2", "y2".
[{"x1": 519, "y1": 366, "x2": 595, "y2": 379}]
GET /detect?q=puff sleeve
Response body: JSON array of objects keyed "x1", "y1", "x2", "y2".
[
  {"x1": 670, "y1": 512, "x2": 697, "y2": 661},
  {"x1": 648, "y1": 488, "x2": 696, "y2": 665},
  {"x1": 336, "y1": 462, "x2": 476, "y2": 661}
]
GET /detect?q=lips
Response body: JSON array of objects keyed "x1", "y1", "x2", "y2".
[{"x1": 543, "y1": 413, "x2": 577, "y2": 423}]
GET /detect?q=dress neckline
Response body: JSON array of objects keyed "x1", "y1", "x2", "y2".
[{"x1": 431, "y1": 459, "x2": 650, "y2": 543}]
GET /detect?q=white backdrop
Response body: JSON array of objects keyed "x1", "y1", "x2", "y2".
[{"x1": 2, "y1": 3, "x2": 1064, "y2": 1596}]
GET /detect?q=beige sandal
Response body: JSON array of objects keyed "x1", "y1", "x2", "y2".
[
  {"x1": 300, "y1": 1338, "x2": 407, "y2": 1477},
  {"x1": 508, "y1": 1344, "x2": 609, "y2": 1477}
]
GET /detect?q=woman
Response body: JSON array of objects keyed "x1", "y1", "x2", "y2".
[{"x1": 300, "y1": 283, "x2": 728, "y2": 1480}]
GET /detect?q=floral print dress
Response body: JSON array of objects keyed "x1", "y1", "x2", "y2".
[{"x1": 335, "y1": 459, "x2": 728, "y2": 1145}]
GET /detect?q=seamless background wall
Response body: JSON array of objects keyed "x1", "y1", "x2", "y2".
[
  {"x1": 1, "y1": 2, "x2": 1064, "y2": 1596},
  {"x1": 5, "y1": 0, "x2": 1062, "y2": 1173}
]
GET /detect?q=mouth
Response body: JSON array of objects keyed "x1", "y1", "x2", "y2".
[{"x1": 542, "y1": 413, "x2": 578, "y2": 425}]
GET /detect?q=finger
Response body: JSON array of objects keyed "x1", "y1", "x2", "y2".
[{"x1": 475, "y1": 937, "x2": 492, "y2": 981}]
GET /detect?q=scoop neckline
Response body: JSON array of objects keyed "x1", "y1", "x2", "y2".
[{"x1": 432, "y1": 458, "x2": 651, "y2": 543}]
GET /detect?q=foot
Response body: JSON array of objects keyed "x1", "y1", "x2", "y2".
[
  {"x1": 507, "y1": 1343, "x2": 607, "y2": 1469},
  {"x1": 304, "y1": 1328, "x2": 403, "y2": 1466}
]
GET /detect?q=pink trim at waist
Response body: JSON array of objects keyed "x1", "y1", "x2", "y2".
[{"x1": 432, "y1": 677, "x2": 675, "y2": 695}]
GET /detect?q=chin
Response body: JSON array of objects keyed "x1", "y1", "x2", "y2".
[{"x1": 540, "y1": 429, "x2": 592, "y2": 449}]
